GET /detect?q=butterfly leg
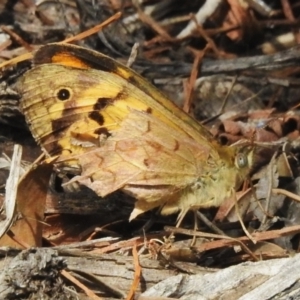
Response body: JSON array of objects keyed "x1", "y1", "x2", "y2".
[
  {"x1": 165, "y1": 208, "x2": 189, "y2": 241},
  {"x1": 175, "y1": 208, "x2": 189, "y2": 229},
  {"x1": 190, "y1": 210, "x2": 199, "y2": 246}
]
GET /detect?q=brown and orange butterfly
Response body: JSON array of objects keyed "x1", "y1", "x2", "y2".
[{"x1": 18, "y1": 43, "x2": 253, "y2": 222}]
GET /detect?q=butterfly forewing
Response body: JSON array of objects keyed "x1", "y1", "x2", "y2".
[{"x1": 20, "y1": 44, "x2": 215, "y2": 155}]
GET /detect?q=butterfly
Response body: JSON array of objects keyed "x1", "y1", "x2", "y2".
[{"x1": 18, "y1": 43, "x2": 253, "y2": 222}]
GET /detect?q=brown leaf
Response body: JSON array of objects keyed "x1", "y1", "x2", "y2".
[{"x1": 0, "y1": 163, "x2": 53, "y2": 248}]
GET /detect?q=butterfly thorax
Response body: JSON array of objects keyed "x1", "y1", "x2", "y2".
[{"x1": 160, "y1": 150, "x2": 245, "y2": 215}]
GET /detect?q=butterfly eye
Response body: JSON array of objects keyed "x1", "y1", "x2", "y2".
[
  {"x1": 235, "y1": 153, "x2": 248, "y2": 168},
  {"x1": 57, "y1": 88, "x2": 71, "y2": 101}
]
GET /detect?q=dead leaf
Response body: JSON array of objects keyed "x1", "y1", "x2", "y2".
[{"x1": 0, "y1": 163, "x2": 53, "y2": 248}]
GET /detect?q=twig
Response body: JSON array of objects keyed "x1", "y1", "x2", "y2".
[
  {"x1": 127, "y1": 43, "x2": 140, "y2": 68},
  {"x1": 63, "y1": 12, "x2": 122, "y2": 43},
  {"x1": 0, "y1": 145, "x2": 23, "y2": 238},
  {"x1": 272, "y1": 188, "x2": 300, "y2": 202},
  {"x1": 183, "y1": 49, "x2": 205, "y2": 113},
  {"x1": 126, "y1": 244, "x2": 141, "y2": 300},
  {"x1": 177, "y1": 0, "x2": 222, "y2": 38},
  {"x1": 164, "y1": 226, "x2": 259, "y2": 261},
  {"x1": 61, "y1": 269, "x2": 103, "y2": 300},
  {"x1": 233, "y1": 190, "x2": 256, "y2": 244}
]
